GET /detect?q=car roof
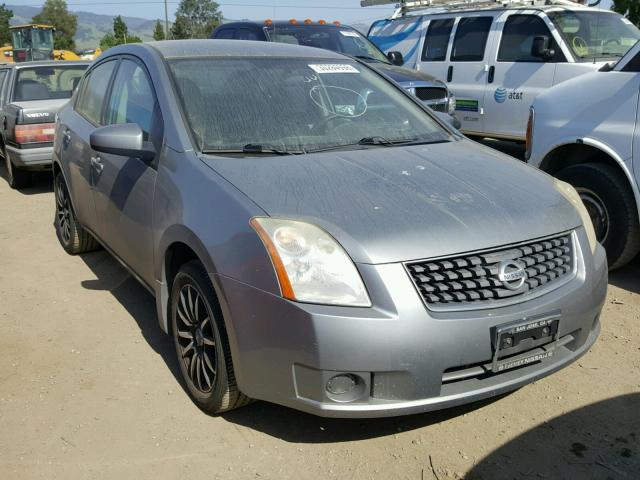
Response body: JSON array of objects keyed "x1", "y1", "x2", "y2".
[
  {"x1": 3, "y1": 60, "x2": 90, "y2": 69},
  {"x1": 397, "y1": 4, "x2": 610, "y2": 17},
  {"x1": 145, "y1": 39, "x2": 348, "y2": 60}
]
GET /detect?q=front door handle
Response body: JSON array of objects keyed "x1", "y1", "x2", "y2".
[
  {"x1": 62, "y1": 129, "x2": 71, "y2": 148},
  {"x1": 90, "y1": 155, "x2": 103, "y2": 172},
  {"x1": 488, "y1": 65, "x2": 495, "y2": 84},
  {"x1": 447, "y1": 65, "x2": 453, "y2": 82}
]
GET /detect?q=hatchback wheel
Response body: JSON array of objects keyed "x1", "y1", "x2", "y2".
[
  {"x1": 556, "y1": 162, "x2": 640, "y2": 270},
  {"x1": 4, "y1": 149, "x2": 31, "y2": 189},
  {"x1": 170, "y1": 260, "x2": 251, "y2": 414},
  {"x1": 54, "y1": 173, "x2": 100, "y2": 254}
]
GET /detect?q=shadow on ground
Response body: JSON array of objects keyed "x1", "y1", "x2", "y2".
[
  {"x1": 467, "y1": 394, "x2": 640, "y2": 480},
  {"x1": 0, "y1": 162, "x2": 54, "y2": 195},
  {"x1": 609, "y1": 255, "x2": 640, "y2": 294}
]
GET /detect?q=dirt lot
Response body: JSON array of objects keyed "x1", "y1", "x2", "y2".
[{"x1": 0, "y1": 170, "x2": 638, "y2": 480}]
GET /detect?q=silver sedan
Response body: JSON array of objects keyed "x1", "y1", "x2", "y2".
[{"x1": 53, "y1": 40, "x2": 607, "y2": 417}]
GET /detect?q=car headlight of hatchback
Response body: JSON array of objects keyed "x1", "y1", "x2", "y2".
[
  {"x1": 554, "y1": 179, "x2": 598, "y2": 254},
  {"x1": 250, "y1": 218, "x2": 371, "y2": 307}
]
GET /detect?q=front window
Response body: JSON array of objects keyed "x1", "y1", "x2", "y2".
[
  {"x1": 14, "y1": 65, "x2": 88, "y2": 102},
  {"x1": 549, "y1": 11, "x2": 640, "y2": 61},
  {"x1": 169, "y1": 57, "x2": 450, "y2": 154},
  {"x1": 265, "y1": 25, "x2": 389, "y2": 63}
]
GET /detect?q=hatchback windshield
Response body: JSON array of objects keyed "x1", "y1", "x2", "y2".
[
  {"x1": 14, "y1": 65, "x2": 87, "y2": 101},
  {"x1": 265, "y1": 26, "x2": 390, "y2": 63},
  {"x1": 549, "y1": 11, "x2": 640, "y2": 61},
  {"x1": 169, "y1": 57, "x2": 449, "y2": 154}
]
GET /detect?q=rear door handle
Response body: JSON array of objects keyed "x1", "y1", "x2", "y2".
[
  {"x1": 90, "y1": 155, "x2": 103, "y2": 172},
  {"x1": 488, "y1": 66, "x2": 495, "y2": 84},
  {"x1": 447, "y1": 66, "x2": 453, "y2": 82}
]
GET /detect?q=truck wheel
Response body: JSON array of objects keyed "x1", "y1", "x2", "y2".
[
  {"x1": 170, "y1": 260, "x2": 252, "y2": 414},
  {"x1": 54, "y1": 172, "x2": 100, "y2": 254},
  {"x1": 4, "y1": 150, "x2": 31, "y2": 189},
  {"x1": 556, "y1": 163, "x2": 640, "y2": 270}
]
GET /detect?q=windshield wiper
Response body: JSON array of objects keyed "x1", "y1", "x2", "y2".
[
  {"x1": 201, "y1": 144, "x2": 305, "y2": 155},
  {"x1": 305, "y1": 136, "x2": 426, "y2": 153}
]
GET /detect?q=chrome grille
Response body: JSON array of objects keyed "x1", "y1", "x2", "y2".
[
  {"x1": 415, "y1": 87, "x2": 448, "y2": 112},
  {"x1": 406, "y1": 234, "x2": 574, "y2": 308}
]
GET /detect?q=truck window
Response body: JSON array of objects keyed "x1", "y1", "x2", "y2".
[
  {"x1": 422, "y1": 19, "x2": 454, "y2": 61},
  {"x1": 216, "y1": 29, "x2": 235, "y2": 39},
  {"x1": 451, "y1": 17, "x2": 493, "y2": 62},
  {"x1": 498, "y1": 15, "x2": 563, "y2": 62},
  {"x1": 622, "y1": 51, "x2": 640, "y2": 72},
  {"x1": 236, "y1": 28, "x2": 258, "y2": 40}
]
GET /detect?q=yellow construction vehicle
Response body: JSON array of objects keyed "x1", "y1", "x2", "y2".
[{"x1": 9, "y1": 24, "x2": 79, "y2": 62}]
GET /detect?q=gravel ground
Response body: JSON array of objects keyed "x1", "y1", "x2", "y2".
[{"x1": 0, "y1": 169, "x2": 638, "y2": 480}]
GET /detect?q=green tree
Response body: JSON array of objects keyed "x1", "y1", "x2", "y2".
[
  {"x1": 31, "y1": 0, "x2": 77, "y2": 51},
  {"x1": 171, "y1": 0, "x2": 222, "y2": 39},
  {"x1": 100, "y1": 15, "x2": 142, "y2": 50},
  {"x1": 612, "y1": 0, "x2": 640, "y2": 27},
  {"x1": 153, "y1": 19, "x2": 165, "y2": 41},
  {"x1": 0, "y1": 4, "x2": 12, "y2": 46}
]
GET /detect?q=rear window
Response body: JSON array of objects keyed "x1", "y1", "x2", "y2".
[{"x1": 13, "y1": 65, "x2": 87, "y2": 102}]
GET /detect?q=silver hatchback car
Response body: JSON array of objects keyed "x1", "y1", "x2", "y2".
[{"x1": 53, "y1": 40, "x2": 607, "y2": 418}]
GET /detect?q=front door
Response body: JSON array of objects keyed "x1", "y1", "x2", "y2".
[
  {"x1": 483, "y1": 13, "x2": 561, "y2": 141},
  {"x1": 91, "y1": 57, "x2": 161, "y2": 286}
]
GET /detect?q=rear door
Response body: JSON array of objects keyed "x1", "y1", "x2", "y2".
[
  {"x1": 91, "y1": 56, "x2": 161, "y2": 285},
  {"x1": 483, "y1": 12, "x2": 562, "y2": 140},
  {"x1": 446, "y1": 14, "x2": 497, "y2": 135},
  {"x1": 60, "y1": 59, "x2": 117, "y2": 228}
]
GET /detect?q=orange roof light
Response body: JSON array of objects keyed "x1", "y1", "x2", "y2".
[
  {"x1": 264, "y1": 19, "x2": 273, "y2": 26},
  {"x1": 318, "y1": 19, "x2": 327, "y2": 25},
  {"x1": 304, "y1": 18, "x2": 313, "y2": 25},
  {"x1": 289, "y1": 18, "x2": 297, "y2": 24},
  {"x1": 332, "y1": 20, "x2": 341, "y2": 26}
]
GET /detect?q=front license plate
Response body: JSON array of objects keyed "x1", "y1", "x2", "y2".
[{"x1": 492, "y1": 315, "x2": 560, "y2": 373}]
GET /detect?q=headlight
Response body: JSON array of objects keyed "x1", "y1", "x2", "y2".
[
  {"x1": 554, "y1": 179, "x2": 598, "y2": 254},
  {"x1": 250, "y1": 218, "x2": 371, "y2": 307},
  {"x1": 448, "y1": 94, "x2": 456, "y2": 115}
]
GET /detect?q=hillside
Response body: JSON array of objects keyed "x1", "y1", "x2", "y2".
[
  {"x1": 7, "y1": 4, "x2": 158, "y2": 50},
  {"x1": 6, "y1": 4, "x2": 373, "y2": 51}
]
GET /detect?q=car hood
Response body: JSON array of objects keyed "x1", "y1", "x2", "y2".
[
  {"x1": 202, "y1": 140, "x2": 581, "y2": 264},
  {"x1": 367, "y1": 61, "x2": 440, "y2": 85}
]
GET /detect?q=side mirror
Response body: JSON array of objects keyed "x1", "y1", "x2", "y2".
[
  {"x1": 387, "y1": 51, "x2": 404, "y2": 66},
  {"x1": 531, "y1": 36, "x2": 555, "y2": 61},
  {"x1": 90, "y1": 123, "x2": 155, "y2": 161}
]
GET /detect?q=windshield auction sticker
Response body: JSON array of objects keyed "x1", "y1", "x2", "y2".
[{"x1": 309, "y1": 64, "x2": 360, "y2": 74}]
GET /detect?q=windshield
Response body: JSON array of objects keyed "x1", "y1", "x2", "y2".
[
  {"x1": 14, "y1": 65, "x2": 87, "y2": 101},
  {"x1": 169, "y1": 57, "x2": 449, "y2": 154},
  {"x1": 10, "y1": 28, "x2": 54, "y2": 50},
  {"x1": 265, "y1": 25, "x2": 389, "y2": 63},
  {"x1": 549, "y1": 11, "x2": 640, "y2": 61}
]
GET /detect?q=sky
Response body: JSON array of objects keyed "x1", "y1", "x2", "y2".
[{"x1": 21, "y1": 0, "x2": 399, "y2": 24}]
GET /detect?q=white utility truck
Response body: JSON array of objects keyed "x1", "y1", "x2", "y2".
[
  {"x1": 527, "y1": 41, "x2": 640, "y2": 270},
  {"x1": 363, "y1": 0, "x2": 640, "y2": 141}
]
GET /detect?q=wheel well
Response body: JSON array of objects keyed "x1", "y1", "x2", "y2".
[
  {"x1": 52, "y1": 161, "x2": 61, "y2": 177},
  {"x1": 165, "y1": 242, "x2": 200, "y2": 292},
  {"x1": 540, "y1": 143, "x2": 623, "y2": 177}
]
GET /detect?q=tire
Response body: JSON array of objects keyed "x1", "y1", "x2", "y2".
[
  {"x1": 54, "y1": 172, "x2": 100, "y2": 255},
  {"x1": 556, "y1": 162, "x2": 640, "y2": 270},
  {"x1": 4, "y1": 149, "x2": 31, "y2": 189},
  {"x1": 170, "y1": 260, "x2": 251, "y2": 414}
]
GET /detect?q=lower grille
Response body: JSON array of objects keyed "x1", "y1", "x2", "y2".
[
  {"x1": 415, "y1": 87, "x2": 448, "y2": 112},
  {"x1": 406, "y1": 233, "x2": 574, "y2": 308}
]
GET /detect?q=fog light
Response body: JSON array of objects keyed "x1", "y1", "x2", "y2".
[{"x1": 326, "y1": 374, "x2": 357, "y2": 395}]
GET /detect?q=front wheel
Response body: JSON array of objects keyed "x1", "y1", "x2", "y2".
[
  {"x1": 170, "y1": 260, "x2": 251, "y2": 414},
  {"x1": 556, "y1": 163, "x2": 640, "y2": 270}
]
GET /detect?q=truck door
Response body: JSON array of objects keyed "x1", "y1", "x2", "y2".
[
  {"x1": 483, "y1": 13, "x2": 562, "y2": 141},
  {"x1": 445, "y1": 15, "x2": 496, "y2": 136}
]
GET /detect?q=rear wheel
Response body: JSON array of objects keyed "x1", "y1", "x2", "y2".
[
  {"x1": 54, "y1": 172, "x2": 100, "y2": 254},
  {"x1": 556, "y1": 162, "x2": 640, "y2": 270},
  {"x1": 170, "y1": 260, "x2": 251, "y2": 414},
  {"x1": 4, "y1": 149, "x2": 31, "y2": 189}
]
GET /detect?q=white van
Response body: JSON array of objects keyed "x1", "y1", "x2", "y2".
[
  {"x1": 365, "y1": 0, "x2": 640, "y2": 140},
  {"x1": 527, "y1": 41, "x2": 640, "y2": 270}
]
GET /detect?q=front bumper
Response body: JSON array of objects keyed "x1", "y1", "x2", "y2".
[
  {"x1": 215, "y1": 228, "x2": 607, "y2": 418},
  {"x1": 7, "y1": 145, "x2": 53, "y2": 169}
]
